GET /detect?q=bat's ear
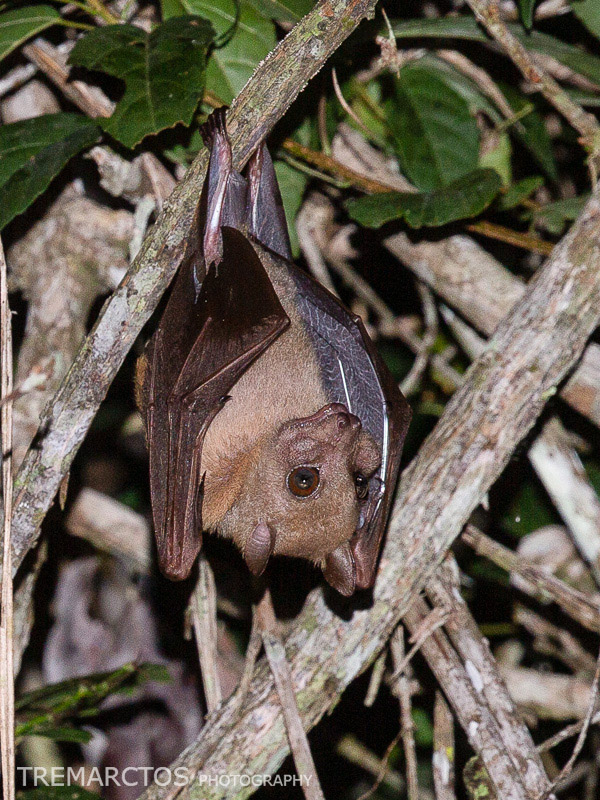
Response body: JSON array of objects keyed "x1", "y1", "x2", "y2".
[
  {"x1": 244, "y1": 522, "x2": 276, "y2": 576},
  {"x1": 246, "y1": 142, "x2": 292, "y2": 261},
  {"x1": 323, "y1": 543, "x2": 356, "y2": 597}
]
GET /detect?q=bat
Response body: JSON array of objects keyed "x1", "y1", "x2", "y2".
[{"x1": 137, "y1": 109, "x2": 411, "y2": 596}]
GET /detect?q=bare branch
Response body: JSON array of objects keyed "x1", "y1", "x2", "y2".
[
  {"x1": 0, "y1": 234, "x2": 15, "y2": 800},
  {"x1": 464, "y1": 0, "x2": 599, "y2": 144}
]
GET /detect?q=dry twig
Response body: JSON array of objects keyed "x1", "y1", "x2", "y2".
[
  {"x1": 463, "y1": 0, "x2": 599, "y2": 146},
  {"x1": 428, "y1": 559, "x2": 552, "y2": 799},
  {"x1": 545, "y1": 647, "x2": 600, "y2": 796},
  {"x1": 433, "y1": 692, "x2": 456, "y2": 800},
  {"x1": 404, "y1": 598, "x2": 542, "y2": 800},
  {"x1": 390, "y1": 627, "x2": 419, "y2": 800},
  {"x1": 462, "y1": 525, "x2": 600, "y2": 634},
  {"x1": 0, "y1": 236, "x2": 15, "y2": 800},
  {"x1": 189, "y1": 556, "x2": 223, "y2": 715},
  {"x1": 256, "y1": 590, "x2": 325, "y2": 800}
]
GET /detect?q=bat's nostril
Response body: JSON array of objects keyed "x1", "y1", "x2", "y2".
[
  {"x1": 337, "y1": 413, "x2": 350, "y2": 430},
  {"x1": 337, "y1": 411, "x2": 361, "y2": 431}
]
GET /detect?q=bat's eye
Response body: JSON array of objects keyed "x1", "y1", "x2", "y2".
[
  {"x1": 354, "y1": 473, "x2": 369, "y2": 502},
  {"x1": 287, "y1": 466, "x2": 320, "y2": 498}
]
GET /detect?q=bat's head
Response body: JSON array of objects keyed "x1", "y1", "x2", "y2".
[{"x1": 220, "y1": 403, "x2": 381, "y2": 595}]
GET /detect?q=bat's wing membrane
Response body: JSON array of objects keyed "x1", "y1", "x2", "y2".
[
  {"x1": 289, "y1": 267, "x2": 412, "y2": 589},
  {"x1": 143, "y1": 227, "x2": 289, "y2": 579}
]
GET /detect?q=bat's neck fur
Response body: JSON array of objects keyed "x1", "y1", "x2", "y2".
[{"x1": 200, "y1": 246, "x2": 327, "y2": 535}]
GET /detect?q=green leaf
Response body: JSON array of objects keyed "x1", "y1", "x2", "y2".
[
  {"x1": 571, "y1": 0, "x2": 600, "y2": 39},
  {"x1": 0, "y1": 113, "x2": 95, "y2": 182},
  {"x1": 393, "y1": 17, "x2": 600, "y2": 85},
  {"x1": 531, "y1": 195, "x2": 588, "y2": 235},
  {"x1": 69, "y1": 17, "x2": 215, "y2": 148},
  {"x1": 502, "y1": 85, "x2": 558, "y2": 180},
  {"x1": 247, "y1": 0, "x2": 313, "y2": 24},
  {"x1": 519, "y1": 0, "x2": 535, "y2": 29},
  {"x1": 177, "y1": 0, "x2": 275, "y2": 103},
  {"x1": 346, "y1": 169, "x2": 501, "y2": 229},
  {"x1": 18, "y1": 788, "x2": 102, "y2": 800},
  {"x1": 0, "y1": 115, "x2": 100, "y2": 229},
  {"x1": 479, "y1": 132, "x2": 511, "y2": 186},
  {"x1": 161, "y1": 0, "x2": 187, "y2": 18},
  {"x1": 420, "y1": 56, "x2": 500, "y2": 122},
  {"x1": 274, "y1": 159, "x2": 307, "y2": 257},
  {"x1": 0, "y1": 6, "x2": 60, "y2": 64},
  {"x1": 16, "y1": 723, "x2": 93, "y2": 743},
  {"x1": 16, "y1": 662, "x2": 168, "y2": 715},
  {"x1": 387, "y1": 63, "x2": 480, "y2": 191},
  {"x1": 412, "y1": 708, "x2": 434, "y2": 747},
  {"x1": 498, "y1": 175, "x2": 544, "y2": 210}
]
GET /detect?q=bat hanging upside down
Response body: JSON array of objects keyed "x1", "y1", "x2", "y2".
[{"x1": 136, "y1": 109, "x2": 411, "y2": 596}]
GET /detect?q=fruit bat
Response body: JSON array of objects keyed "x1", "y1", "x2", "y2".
[{"x1": 136, "y1": 109, "x2": 411, "y2": 596}]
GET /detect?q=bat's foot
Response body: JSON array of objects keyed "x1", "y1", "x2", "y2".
[{"x1": 200, "y1": 105, "x2": 228, "y2": 148}]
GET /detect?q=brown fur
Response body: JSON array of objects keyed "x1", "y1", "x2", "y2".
[{"x1": 200, "y1": 242, "x2": 380, "y2": 565}]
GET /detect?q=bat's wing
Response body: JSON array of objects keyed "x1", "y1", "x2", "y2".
[
  {"x1": 141, "y1": 227, "x2": 289, "y2": 579},
  {"x1": 288, "y1": 266, "x2": 412, "y2": 589}
]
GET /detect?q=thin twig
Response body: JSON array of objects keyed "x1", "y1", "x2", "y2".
[
  {"x1": 296, "y1": 201, "x2": 338, "y2": 294},
  {"x1": 390, "y1": 627, "x2": 419, "y2": 800},
  {"x1": 0, "y1": 235, "x2": 15, "y2": 800},
  {"x1": 389, "y1": 607, "x2": 450, "y2": 683},
  {"x1": 235, "y1": 609, "x2": 263, "y2": 707},
  {"x1": 538, "y1": 711, "x2": 600, "y2": 754},
  {"x1": 337, "y1": 735, "x2": 406, "y2": 796},
  {"x1": 401, "y1": 283, "x2": 438, "y2": 397},
  {"x1": 364, "y1": 650, "x2": 387, "y2": 707},
  {"x1": 515, "y1": 606, "x2": 597, "y2": 676},
  {"x1": 355, "y1": 730, "x2": 403, "y2": 800},
  {"x1": 544, "y1": 647, "x2": 600, "y2": 798},
  {"x1": 433, "y1": 692, "x2": 456, "y2": 800},
  {"x1": 404, "y1": 598, "x2": 537, "y2": 800},
  {"x1": 256, "y1": 590, "x2": 325, "y2": 800},
  {"x1": 331, "y1": 67, "x2": 375, "y2": 140},
  {"x1": 467, "y1": 221, "x2": 554, "y2": 256},
  {"x1": 462, "y1": 525, "x2": 600, "y2": 634},
  {"x1": 464, "y1": 0, "x2": 599, "y2": 148},
  {"x1": 189, "y1": 555, "x2": 222, "y2": 715}
]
